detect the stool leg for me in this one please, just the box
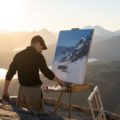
[54,91,64,113]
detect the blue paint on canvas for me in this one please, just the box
[54,29,93,63]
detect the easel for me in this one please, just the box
[54,83,94,118]
[51,28,94,118]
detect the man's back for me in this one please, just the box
[6,46,55,86]
[15,46,42,86]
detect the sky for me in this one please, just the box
[58,29,93,47]
[0,0,120,32]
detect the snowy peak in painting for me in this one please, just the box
[59,36,91,63]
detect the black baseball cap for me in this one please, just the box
[31,35,47,50]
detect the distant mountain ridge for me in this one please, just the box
[0,25,120,52]
[0,29,58,52]
[90,34,120,61]
[0,25,120,67]
[83,25,120,38]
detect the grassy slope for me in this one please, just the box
[85,61,120,114]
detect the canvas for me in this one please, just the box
[52,29,94,84]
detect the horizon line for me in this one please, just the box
[0,25,119,33]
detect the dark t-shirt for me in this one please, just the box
[6,46,55,86]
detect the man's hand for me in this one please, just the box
[2,92,10,104]
[57,79,64,86]
[53,77,64,86]
[43,86,50,93]
[2,90,9,98]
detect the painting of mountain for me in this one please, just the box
[52,29,94,84]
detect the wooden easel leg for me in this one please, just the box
[54,91,64,113]
[68,91,72,118]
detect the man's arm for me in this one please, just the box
[39,54,63,85]
[39,54,55,80]
[2,80,10,99]
[2,56,17,99]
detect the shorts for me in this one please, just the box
[17,85,44,112]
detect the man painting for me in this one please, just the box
[2,35,63,112]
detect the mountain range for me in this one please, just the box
[0,25,120,52]
[1,25,120,68]
[83,25,120,38]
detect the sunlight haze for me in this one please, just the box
[0,0,120,115]
[0,0,119,32]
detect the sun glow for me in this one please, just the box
[0,0,23,31]
[0,0,119,32]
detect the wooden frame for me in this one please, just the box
[88,86,106,120]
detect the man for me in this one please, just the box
[2,35,63,112]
